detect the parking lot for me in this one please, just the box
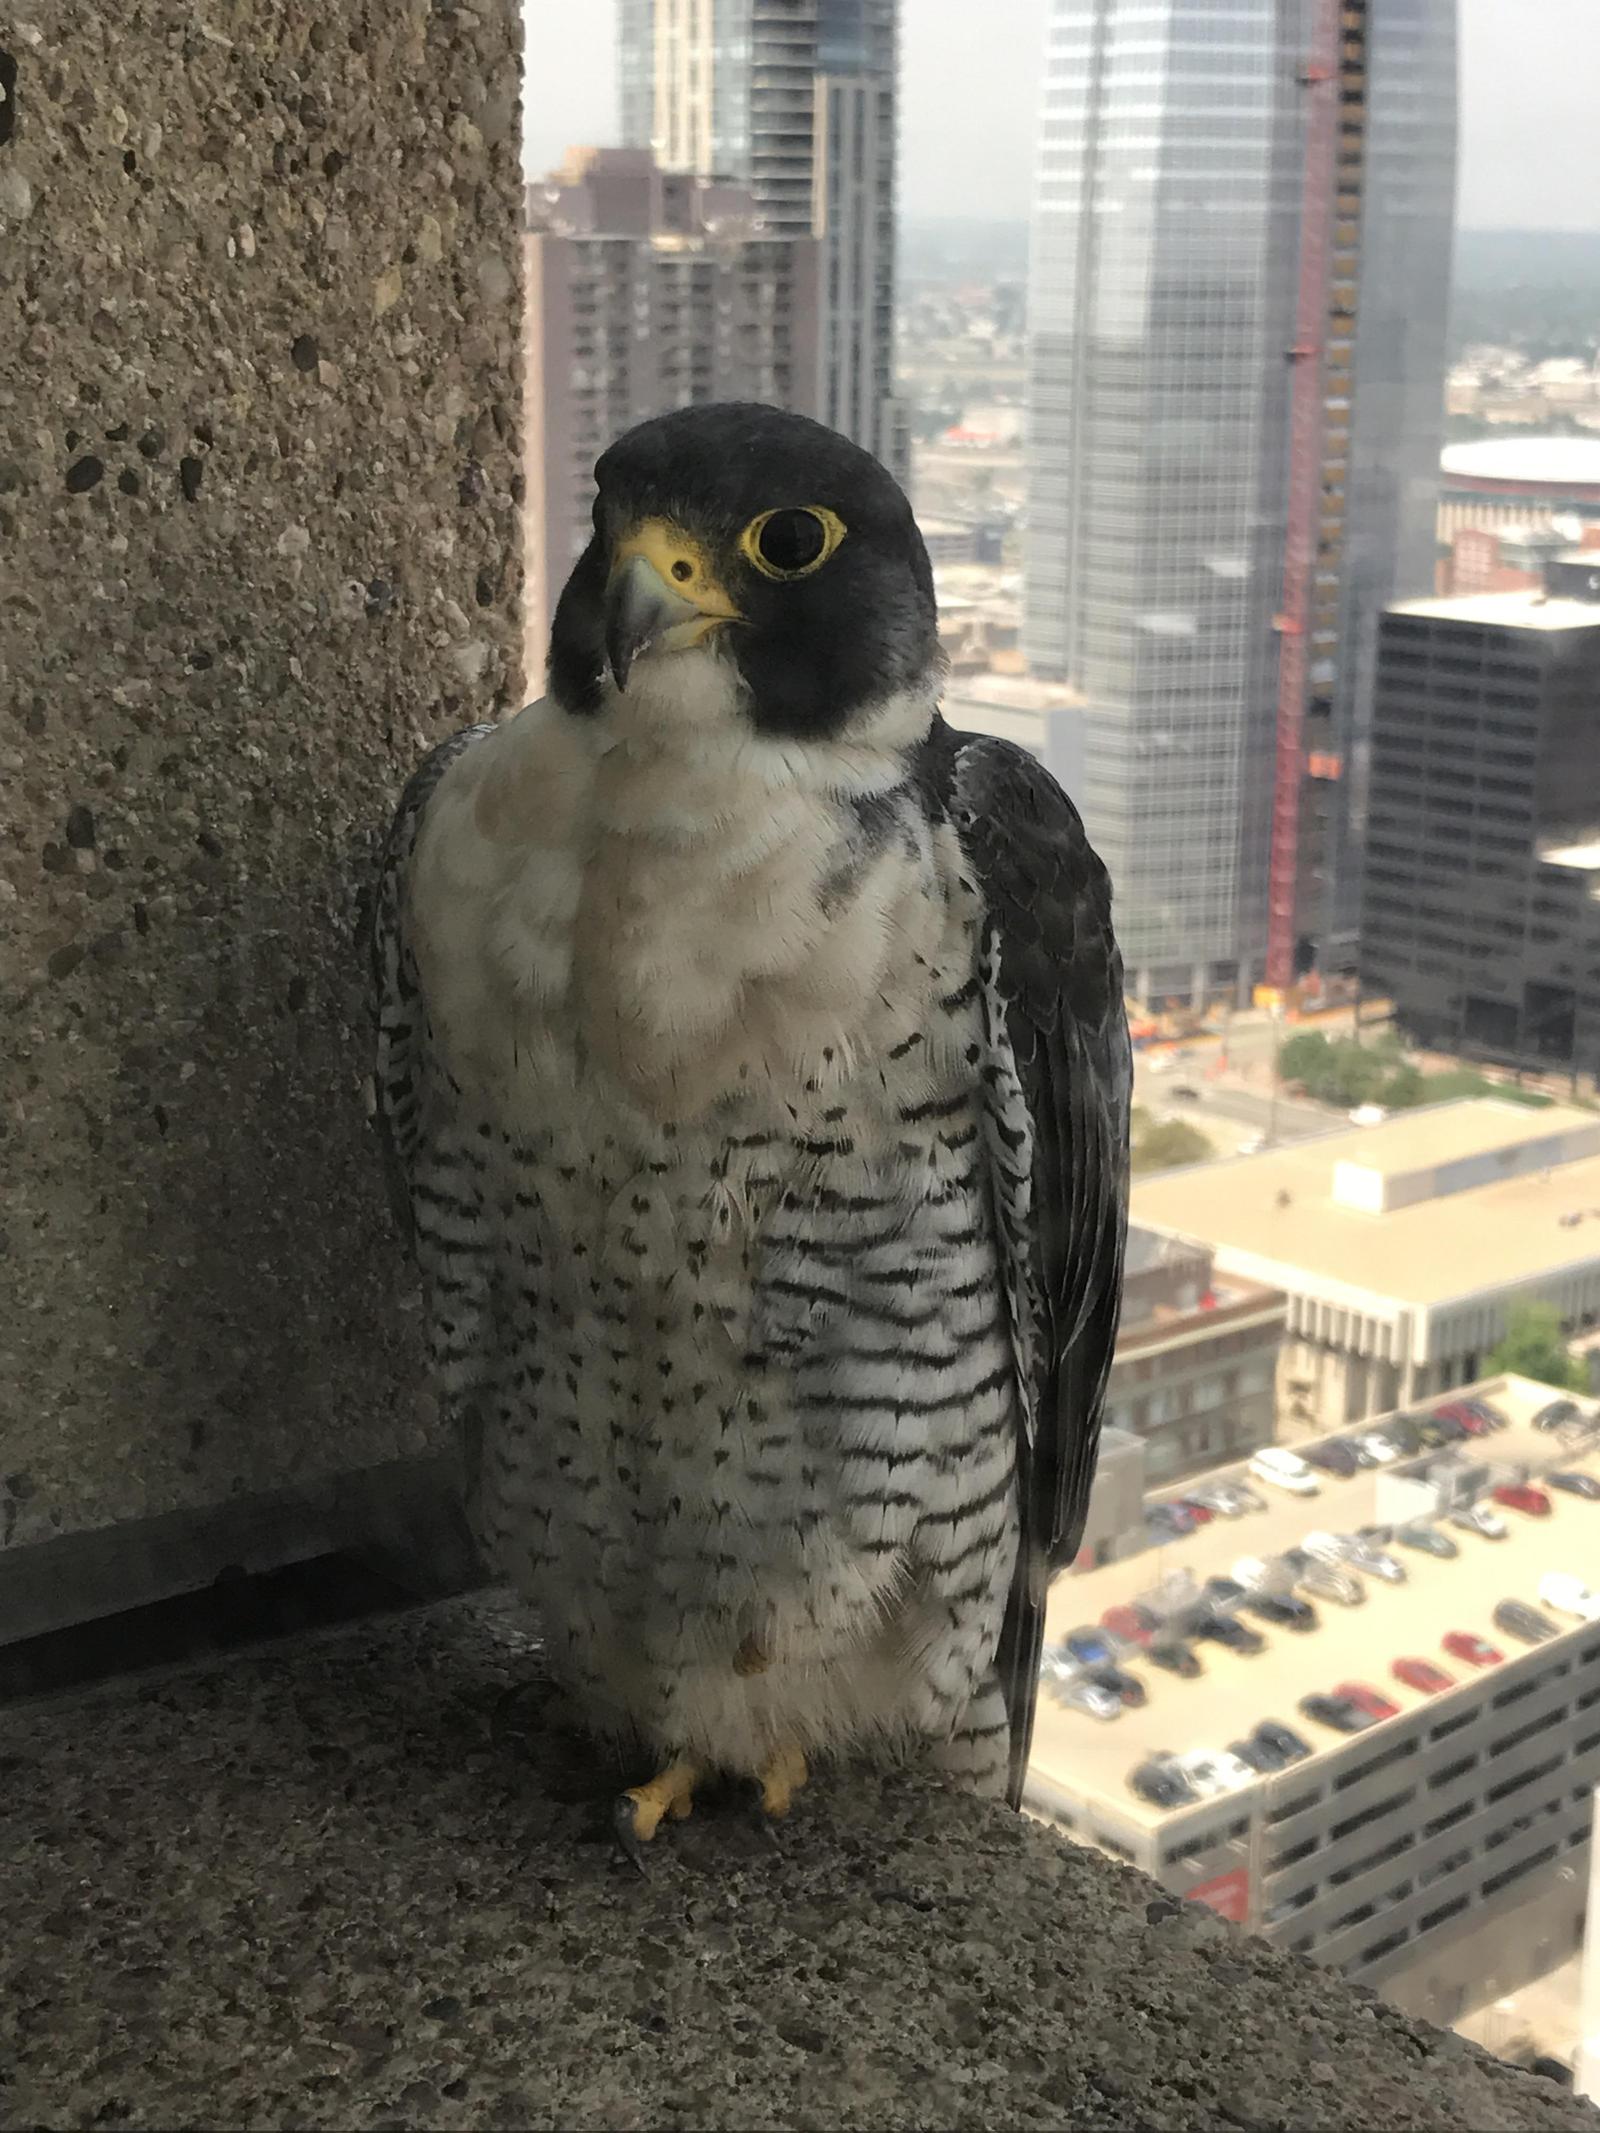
[1030,1377,1600,1832]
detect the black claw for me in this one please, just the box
[744,1779,783,1849]
[611,1794,650,1877]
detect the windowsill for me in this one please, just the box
[7,1592,1595,2130]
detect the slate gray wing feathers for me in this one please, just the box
[940,722,1132,1804]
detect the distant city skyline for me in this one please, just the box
[523,0,1600,233]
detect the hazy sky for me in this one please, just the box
[522,0,1600,232]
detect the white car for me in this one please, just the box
[1450,1501,1509,1541]
[1300,1531,1347,1567]
[1232,1554,1294,1594]
[1539,1572,1600,1623]
[1236,1134,1267,1157]
[1177,1749,1257,1799]
[1355,1432,1402,1466]
[1349,1104,1388,1126]
[1248,1447,1320,1496]
[1188,1482,1250,1519]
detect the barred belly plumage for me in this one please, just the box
[441,954,1020,1784]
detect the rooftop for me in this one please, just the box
[1130,1101,1600,1307]
[1441,437,1600,489]
[1389,590,1600,631]
[1031,1375,1600,1838]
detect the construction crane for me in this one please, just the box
[1264,0,1367,998]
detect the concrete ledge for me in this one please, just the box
[5,1595,1596,2132]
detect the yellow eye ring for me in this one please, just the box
[738,505,847,581]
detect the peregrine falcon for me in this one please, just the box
[372,402,1129,1848]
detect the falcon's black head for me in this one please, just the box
[547,402,941,740]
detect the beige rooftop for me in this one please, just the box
[1131,1099,1600,1306]
[1389,589,1600,630]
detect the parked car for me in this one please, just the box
[1236,1134,1267,1157]
[1434,1400,1487,1435]
[1050,1675,1125,1719]
[1063,1627,1115,1666]
[1230,1735,1282,1774]
[1145,1502,1200,1542]
[1450,1501,1508,1540]
[1393,1522,1458,1560]
[1468,1401,1510,1433]
[1102,1603,1160,1647]
[1176,1748,1257,1798]
[1282,1550,1366,1608]
[1349,1103,1388,1126]
[1305,1440,1361,1478]
[1169,1083,1201,1102]
[1248,1446,1320,1496]
[1492,1483,1553,1519]
[1146,1639,1202,1679]
[1342,1537,1407,1584]
[1175,1496,1216,1525]
[1547,1471,1600,1501]
[1335,1680,1401,1722]
[1088,1662,1150,1708]
[1493,1599,1559,1646]
[1418,1415,1469,1450]
[1240,1589,1318,1632]
[1442,1630,1502,1668]
[1128,1757,1197,1809]
[1177,1607,1266,1656]
[1354,1431,1402,1466]
[1204,1574,1247,1607]
[1392,1657,1455,1695]
[1253,1719,1313,1766]
[1186,1482,1252,1519]
[1534,1399,1582,1433]
[1538,1572,1600,1623]
[1299,1691,1372,1734]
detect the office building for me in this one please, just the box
[1031,1375,1600,2025]
[523,148,819,667]
[618,0,904,475]
[1024,0,1455,1005]
[1105,1232,1286,1488]
[1361,574,1600,1083]
[1130,1100,1600,1432]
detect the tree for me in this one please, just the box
[1278,1031,1333,1093]
[1131,1116,1214,1175]
[1485,1300,1588,1394]
[1379,1062,1427,1111]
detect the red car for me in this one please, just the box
[1492,1483,1553,1519]
[1443,1631,1502,1668]
[1175,1498,1214,1524]
[1335,1680,1401,1722]
[1101,1603,1158,1647]
[1435,1401,1489,1436]
[1392,1657,1454,1695]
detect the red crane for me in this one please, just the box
[1264,0,1344,996]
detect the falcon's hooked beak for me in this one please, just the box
[605,519,741,692]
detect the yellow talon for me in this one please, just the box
[757,1744,808,1820]
[620,1756,699,1843]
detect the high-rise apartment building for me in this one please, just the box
[523,149,819,672]
[618,0,904,476]
[1024,0,1455,1006]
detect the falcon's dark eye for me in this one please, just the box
[739,505,846,582]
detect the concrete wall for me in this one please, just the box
[0,3,520,1589]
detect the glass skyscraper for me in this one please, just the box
[619,0,905,476]
[1025,0,1456,1005]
